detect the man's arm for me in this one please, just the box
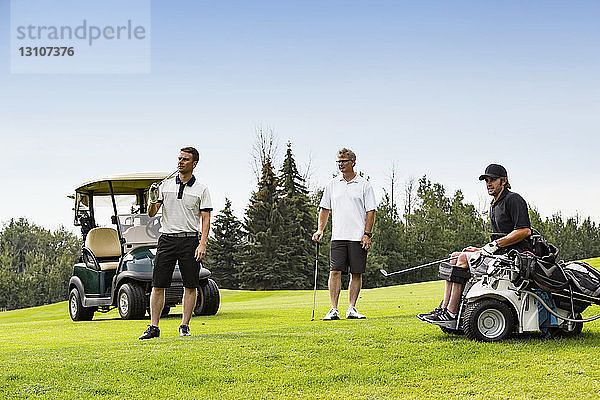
[481,227,531,255]
[364,210,375,233]
[312,208,330,242]
[361,210,375,250]
[148,202,162,217]
[195,210,211,261]
[501,193,531,247]
[496,227,531,248]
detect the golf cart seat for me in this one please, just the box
[122,225,151,244]
[84,227,121,271]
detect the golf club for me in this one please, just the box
[380,255,460,277]
[311,241,320,321]
[148,170,178,201]
[159,169,179,185]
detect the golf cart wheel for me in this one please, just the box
[69,288,95,321]
[117,283,147,320]
[463,299,515,342]
[194,279,220,316]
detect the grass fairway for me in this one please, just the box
[3,279,600,399]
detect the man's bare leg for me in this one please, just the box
[447,283,463,314]
[442,281,452,308]
[329,270,342,309]
[447,253,470,314]
[181,287,197,326]
[441,252,462,308]
[150,287,165,327]
[348,273,362,307]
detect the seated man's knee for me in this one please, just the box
[457,253,470,268]
[450,252,461,264]
[439,260,471,284]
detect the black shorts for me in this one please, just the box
[330,240,367,275]
[153,235,200,289]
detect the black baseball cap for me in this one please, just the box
[479,164,507,181]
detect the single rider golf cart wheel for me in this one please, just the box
[463,298,515,342]
[194,278,220,316]
[117,283,147,320]
[69,288,95,321]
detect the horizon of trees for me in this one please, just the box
[2,129,600,309]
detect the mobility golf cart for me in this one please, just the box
[423,242,600,342]
[68,173,220,321]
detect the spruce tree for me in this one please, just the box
[206,198,244,289]
[274,144,316,289]
[239,158,281,289]
[364,191,407,287]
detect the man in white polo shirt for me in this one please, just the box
[139,146,212,339]
[313,148,376,320]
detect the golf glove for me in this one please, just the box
[149,182,160,203]
[481,241,499,256]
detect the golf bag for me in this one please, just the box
[511,237,600,308]
[563,261,600,298]
[513,251,569,292]
[509,231,570,290]
[531,233,559,264]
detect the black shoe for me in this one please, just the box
[179,325,191,337]
[139,325,160,340]
[417,307,443,321]
[424,309,457,325]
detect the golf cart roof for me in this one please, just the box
[75,172,171,195]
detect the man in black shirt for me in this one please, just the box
[423,164,532,325]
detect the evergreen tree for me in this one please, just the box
[0,218,81,310]
[404,176,454,281]
[372,176,488,285]
[239,157,281,289]
[448,190,486,248]
[205,198,244,289]
[365,191,407,287]
[274,144,316,289]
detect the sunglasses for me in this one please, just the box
[336,159,352,164]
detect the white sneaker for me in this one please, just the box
[346,306,366,319]
[323,308,340,320]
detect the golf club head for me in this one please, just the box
[379,269,389,277]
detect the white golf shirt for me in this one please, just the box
[157,175,212,234]
[319,174,376,241]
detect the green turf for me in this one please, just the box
[581,257,600,269]
[3,260,600,399]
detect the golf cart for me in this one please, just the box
[424,242,600,342]
[68,173,220,321]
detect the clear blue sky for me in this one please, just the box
[1,0,599,232]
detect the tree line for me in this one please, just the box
[1,133,600,309]
[204,132,600,289]
[0,218,81,310]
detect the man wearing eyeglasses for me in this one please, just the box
[313,148,376,320]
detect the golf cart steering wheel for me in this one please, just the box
[145,216,162,239]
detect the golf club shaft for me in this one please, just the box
[311,241,319,320]
[160,170,179,185]
[382,255,460,276]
